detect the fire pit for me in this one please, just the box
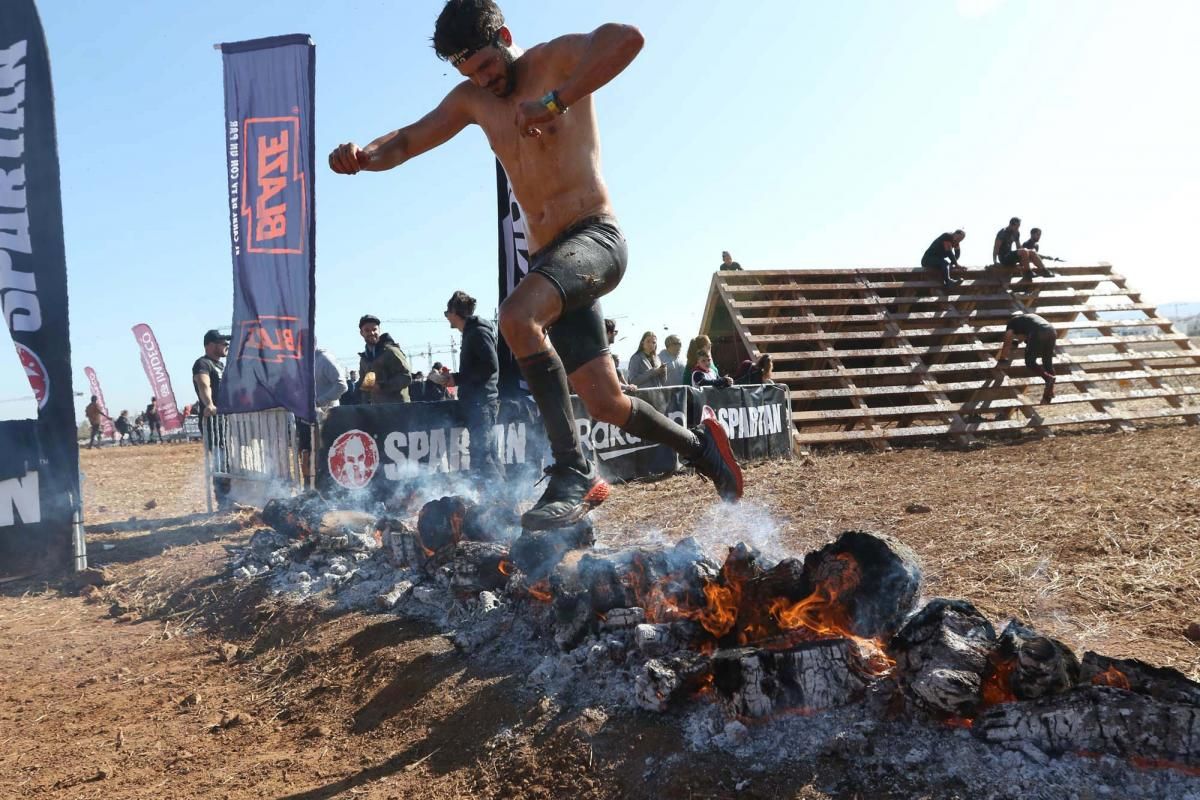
[233,493,1200,775]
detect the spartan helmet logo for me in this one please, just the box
[14,343,49,410]
[328,429,379,489]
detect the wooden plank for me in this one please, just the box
[738,305,1162,327]
[782,368,1200,399]
[764,335,1192,362]
[729,291,1144,309]
[748,319,1177,343]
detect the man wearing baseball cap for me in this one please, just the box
[193,329,232,508]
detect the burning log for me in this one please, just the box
[1079,652,1200,706]
[260,491,328,538]
[311,510,380,551]
[890,598,997,718]
[450,541,510,595]
[795,530,922,640]
[462,502,521,544]
[635,651,713,713]
[982,621,1080,705]
[417,495,473,555]
[974,686,1200,767]
[508,518,595,578]
[711,640,868,719]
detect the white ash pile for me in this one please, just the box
[229,492,1200,788]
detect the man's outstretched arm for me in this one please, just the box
[517,24,644,133]
[329,86,473,174]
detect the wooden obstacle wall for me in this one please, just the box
[698,264,1200,448]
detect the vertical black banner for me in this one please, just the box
[219,35,317,421]
[495,160,529,398]
[0,0,81,575]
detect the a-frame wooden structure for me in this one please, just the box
[699,264,1200,449]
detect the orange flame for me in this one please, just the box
[497,559,512,577]
[1091,666,1131,690]
[527,582,552,603]
[943,716,974,730]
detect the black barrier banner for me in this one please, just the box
[316,399,545,497]
[689,384,793,461]
[313,387,785,497]
[219,35,317,420]
[572,387,684,483]
[0,0,81,575]
[494,161,530,399]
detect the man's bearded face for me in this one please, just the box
[457,43,517,98]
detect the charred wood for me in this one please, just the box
[509,518,595,578]
[1080,652,1200,706]
[890,598,997,718]
[450,541,510,595]
[975,686,1200,767]
[635,651,714,713]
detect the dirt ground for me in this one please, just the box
[1,428,1198,799]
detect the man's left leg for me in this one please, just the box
[564,330,743,502]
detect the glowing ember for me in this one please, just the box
[497,559,512,577]
[943,716,974,730]
[980,654,1019,706]
[527,582,552,603]
[1091,666,1132,690]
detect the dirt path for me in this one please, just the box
[1,427,1197,798]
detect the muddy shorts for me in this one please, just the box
[999,250,1020,267]
[532,215,628,374]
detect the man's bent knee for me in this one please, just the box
[582,391,631,426]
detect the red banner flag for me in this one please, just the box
[83,367,115,439]
[130,323,182,432]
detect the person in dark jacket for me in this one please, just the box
[430,291,505,483]
[424,362,452,402]
[340,370,361,406]
[921,229,966,289]
[357,314,413,404]
[997,312,1058,404]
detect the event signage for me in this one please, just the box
[693,384,792,461]
[130,323,182,431]
[494,161,530,398]
[83,367,115,439]
[218,35,316,421]
[314,386,789,495]
[0,0,81,575]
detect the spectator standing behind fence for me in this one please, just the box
[604,319,636,392]
[691,350,733,388]
[430,290,505,482]
[627,331,668,389]
[297,346,349,487]
[734,353,775,385]
[84,394,110,449]
[424,362,452,402]
[145,397,162,443]
[719,251,743,271]
[193,329,232,508]
[340,370,361,406]
[357,314,413,404]
[658,334,686,386]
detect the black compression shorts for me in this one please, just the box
[531,215,629,374]
[999,251,1020,267]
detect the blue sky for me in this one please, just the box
[3,0,1199,421]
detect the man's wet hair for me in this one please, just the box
[1009,217,1021,226]
[447,290,477,318]
[953,229,965,237]
[1030,227,1042,236]
[433,0,505,62]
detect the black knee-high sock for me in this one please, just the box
[518,350,585,469]
[623,396,701,457]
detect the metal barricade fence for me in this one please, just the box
[201,409,301,512]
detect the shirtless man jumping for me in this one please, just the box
[329,0,742,530]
